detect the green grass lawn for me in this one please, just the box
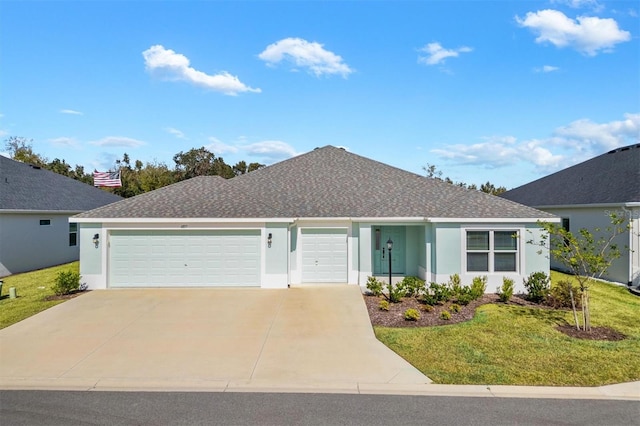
[0,262,80,329]
[375,271,640,386]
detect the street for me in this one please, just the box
[1,390,638,425]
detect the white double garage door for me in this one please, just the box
[109,228,347,287]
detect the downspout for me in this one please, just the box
[622,206,633,287]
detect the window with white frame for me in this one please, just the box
[466,230,518,272]
[69,223,78,247]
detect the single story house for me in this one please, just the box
[501,143,640,288]
[73,146,555,292]
[0,155,122,277]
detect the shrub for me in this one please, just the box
[450,303,461,313]
[456,288,474,306]
[448,273,463,297]
[524,271,551,303]
[388,281,406,303]
[547,279,583,309]
[52,271,81,296]
[404,308,420,321]
[429,282,452,304]
[366,276,383,296]
[470,276,487,300]
[498,277,515,303]
[421,304,434,313]
[440,310,451,320]
[378,299,390,311]
[401,276,426,297]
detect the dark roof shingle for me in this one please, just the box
[76,146,553,220]
[1,156,122,211]
[501,144,640,207]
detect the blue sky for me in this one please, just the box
[1,0,638,188]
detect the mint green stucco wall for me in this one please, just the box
[433,223,461,275]
[351,224,360,272]
[79,223,102,275]
[266,223,288,275]
[417,225,426,270]
[405,226,420,276]
[289,225,298,271]
[358,223,372,278]
[524,224,549,275]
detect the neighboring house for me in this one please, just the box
[501,143,640,288]
[0,156,122,277]
[73,146,555,292]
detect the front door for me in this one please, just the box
[373,226,405,275]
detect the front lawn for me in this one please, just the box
[374,272,640,386]
[0,262,81,329]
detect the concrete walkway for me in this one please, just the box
[1,287,638,400]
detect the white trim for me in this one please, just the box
[534,202,640,209]
[429,217,559,223]
[0,210,83,215]
[73,217,295,224]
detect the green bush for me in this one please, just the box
[388,281,406,303]
[52,271,81,296]
[448,273,463,296]
[404,308,420,321]
[456,287,473,306]
[440,310,451,320]
[524,271,551,303]
[470,276,487,300]
[498,277,515,303]
[547,279,583,309]
[378,299,390,311]
[429,282,452,304]
[401,276,426,297]
[366,276,383,296]
[450,303,461,313]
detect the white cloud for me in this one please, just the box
[431,113,639,173]
[552,113,640,153]
[89,136,146,148]
[0,129,7,138]
[516,9,631,56]
[244,140,299,160]
[551,0,603,11]
[49,137,79,147]
[418,42,472,66]
[258,38,353,77]
[535,65,560,72]
[59,109,83,115]
[206,137,239,155]
[165,127,186,139]
[142,45,261,95]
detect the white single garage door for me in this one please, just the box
[301,228,348,283]
[109,230,261,287]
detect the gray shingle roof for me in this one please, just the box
[1,156,122,212]
[501,144,640,207]
[76,146,553,220]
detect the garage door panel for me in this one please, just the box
[301,228,347,283]
[109,230,261,287]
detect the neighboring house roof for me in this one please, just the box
[75,145,553,220]
[1,156,122,212]
[501,144,640,207]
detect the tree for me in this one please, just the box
[233,160,265,176]
[4,136,47,166]
[423,163,504,194]
[528,213,629,331]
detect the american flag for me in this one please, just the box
[93,170,122,187]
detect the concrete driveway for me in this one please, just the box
[0,286,430,391]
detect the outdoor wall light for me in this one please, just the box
[267,233,273,248]
[93,233,100,248]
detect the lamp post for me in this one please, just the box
[386,238,393,287]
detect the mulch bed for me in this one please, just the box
[43,290,88,302]
[556,325,626,341]
[363,293,626,341]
